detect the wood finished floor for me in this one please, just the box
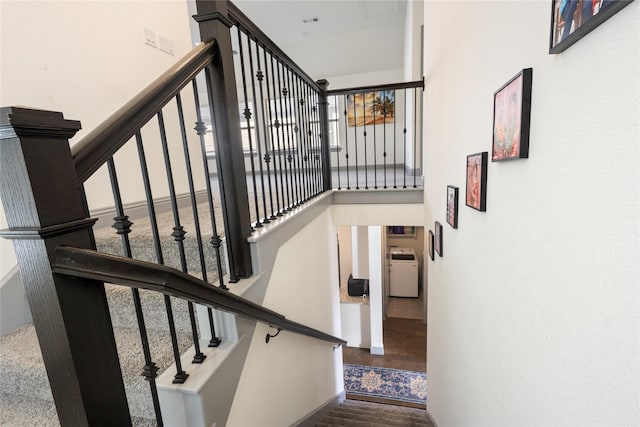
[342,317,426,372]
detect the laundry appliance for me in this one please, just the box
[389,247,419,297]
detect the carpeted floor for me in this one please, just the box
[344,364,427,406]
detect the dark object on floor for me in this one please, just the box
[347,274,369,297]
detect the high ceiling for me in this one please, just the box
[232,0,408,80]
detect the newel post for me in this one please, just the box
[193,0,253,281]
[316,79,332,191]
[0,107,131,425]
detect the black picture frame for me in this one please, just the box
[446,186,459,229]
[466,152,488,212]
[492,68,532,162]
[428,230,435,261]
[435,221,443,257]
[549,0,634,54]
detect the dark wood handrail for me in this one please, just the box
[326,78,425,96]
[226,2,321,92]
[71,39,217,183]
[53,246,346,346]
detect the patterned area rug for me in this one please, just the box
[344,364,427,405]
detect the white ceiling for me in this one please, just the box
[232,0,408,80]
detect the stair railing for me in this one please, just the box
[53,245,346,346]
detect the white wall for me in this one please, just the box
[226,208,343,426]
[423,1,639,425]
[0,1,198,278]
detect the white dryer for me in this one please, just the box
[389,247,419,297]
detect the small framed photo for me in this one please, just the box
[466,152,488,211]
[550,0,634,54]
[428,230,435,261]
[446,186,459,229]
[492,68,532,162]
[435,221,443,257]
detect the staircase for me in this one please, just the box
[316,400,434,427]
[0,284,194,426]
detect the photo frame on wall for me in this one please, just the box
[549,0,634,54]
[428,230,435,261]
[466,152,488,211]
[492,68,532,161]
[446,186,459,229]
[435,221,443,257]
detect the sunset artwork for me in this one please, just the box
[347,90,395,127]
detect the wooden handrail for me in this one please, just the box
[53,246,346,346]
[326,78,425,96]
[71,39,217,183]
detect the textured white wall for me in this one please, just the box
[226,208,343,426]
[423,1,639,425]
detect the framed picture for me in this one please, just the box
[466,152,488,211]
[492,68,532,161]
[428,230,435,261]
[550,0,634,54]
[446,186,459,229]
[434,222,443,257]
[347,90,395,127]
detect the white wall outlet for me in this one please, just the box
[144,28,157,48]
[158,34,174,56]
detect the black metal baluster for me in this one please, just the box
[106,158,164,423]
[269,55,287,213]
[255,47,275,221]
[246,35,269,223]
[176,91,222,350]
[292,73,308,202]
[276,61,292,210]
[157,110,206,364]
[383,93,387,189]
[309,89,319,196]
[236,28,262,227]
[353,91,359,189]
[135,132,189,384]
[344,94,350,190]
[363,91,368,190]
[284,66,301,206]
[312,90,323,195]
[332,96,341,190]
[193,78,229,295]
[413,87,418,188]
[403,88,407,189]
[297,78,311,201]
[393,89,398,189]
[373,93,378,189]
[304,84,316,197]
[263,49,282,216]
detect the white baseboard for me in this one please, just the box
[91,190,209,229]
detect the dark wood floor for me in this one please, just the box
[342,317,426,372]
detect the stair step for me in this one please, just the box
[316,400,434,427]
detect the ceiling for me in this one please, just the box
[232,0,408,80]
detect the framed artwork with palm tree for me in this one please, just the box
[347,90,395,127]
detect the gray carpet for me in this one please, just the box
[1,201,223,425]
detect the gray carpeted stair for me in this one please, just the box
[316,400,434,427]
[0,284,198,425]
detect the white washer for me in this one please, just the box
[389,247,418,297]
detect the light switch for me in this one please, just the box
[144,28,157,48]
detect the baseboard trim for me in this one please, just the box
[91,190,209,229]
[370,345,384,355]
[0,265,32,335]
[291,391,345,427]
